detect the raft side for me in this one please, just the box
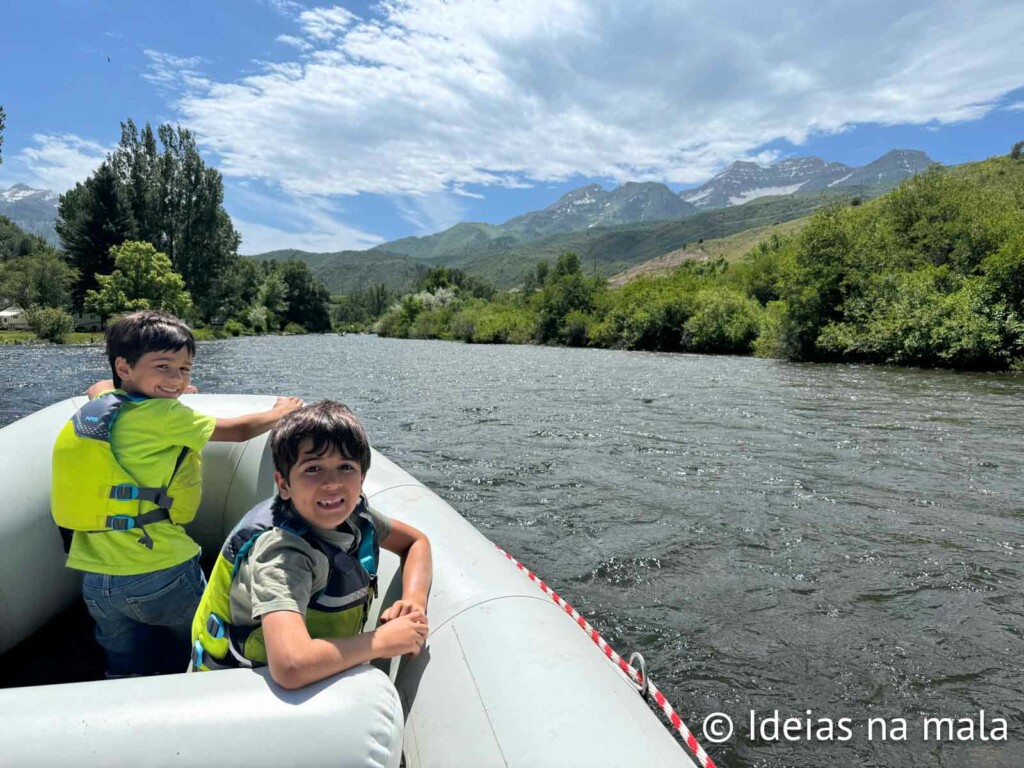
[366,480,696,767]
[0,664,404,768]
[0,398,84,655]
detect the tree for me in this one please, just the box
[0,250,78,311]
[254,269,288,330]
[279,259,332,332]
[111,120,162,247]
[1012,141,1024,161]
[85,240,192,319]
[146,123,240,319]
[0,105,5,165]
[56,162,135,309]
[0,216,50,263]
[215,256,264,323]
[26,307,74,343]
[67,119,241,321]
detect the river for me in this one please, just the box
[2,334,1022,768]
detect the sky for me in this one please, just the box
[1,0,1023,255]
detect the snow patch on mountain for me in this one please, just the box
[728,183,806,206]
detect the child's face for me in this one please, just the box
[275,439,365,530]
[116,348,193,399]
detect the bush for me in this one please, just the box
[451,300,535,344]
[684,288,763,354]
[283,322,307,335]
[563,310,591,347]
[26,306,75,344]
[224,319,245,337]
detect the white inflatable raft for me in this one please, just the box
[0,395,695,767]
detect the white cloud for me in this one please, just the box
[393,192,468,235]
[261,0,306,15]
[155,0,1024,198]
[276,34,313,52]
[226,184,384,254]
[9,134,112,193]
[297,6,357,41]
[234,217,383,254]
[1005,101,1024,112]
[143,50,210,91]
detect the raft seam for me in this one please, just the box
[421,593,558,639]
[451,622,510,768]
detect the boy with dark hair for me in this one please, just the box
[52,309,303,677]
[191,401,432,690]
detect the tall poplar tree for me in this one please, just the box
[111,121,240,319]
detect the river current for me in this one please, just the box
[2,334,1022,768]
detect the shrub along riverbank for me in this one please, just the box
[364,155,1024,371]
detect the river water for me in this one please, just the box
[2,334,1023,768]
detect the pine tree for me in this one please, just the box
[0,105,6,165]
[56,162,136,309]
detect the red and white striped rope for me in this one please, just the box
[498,547,717,768]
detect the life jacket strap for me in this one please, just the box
[193,613,254,671]
[109,484,175,510]
[104,508,172,550]
[192,640,237,671]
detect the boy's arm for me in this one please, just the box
[261,608,428,690]
[379,520,432,622]
[209,396,304,442]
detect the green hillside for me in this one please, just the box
[444,187,866,287]
[373,222,510,261]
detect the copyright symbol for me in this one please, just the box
[702,712,734,744]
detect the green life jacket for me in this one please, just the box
[50,393,203,549]
[191,496,379,671]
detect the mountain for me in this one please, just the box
[502,182,696,240]
[680,150,935,210]
[0,184,60,245]
[836,149,934,187]
[436,187,862,288]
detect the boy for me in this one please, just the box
[191,401,431,690]
[52,310,303,677]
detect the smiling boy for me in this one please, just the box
[191,401,431,689]
[51,310,303,677]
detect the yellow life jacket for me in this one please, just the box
[50,392,203,549]
[191,497,379,671]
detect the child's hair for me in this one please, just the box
[271,401,372,480]
[105,310,196,387]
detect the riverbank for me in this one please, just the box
[0,327,326,345]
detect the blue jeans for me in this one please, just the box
[81,555,206,677]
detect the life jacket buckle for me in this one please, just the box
[206,613,227,639]
[191,640,205,670]
[108,515,137,531]
[111,484,140,501]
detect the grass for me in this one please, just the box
[0,330,105,345]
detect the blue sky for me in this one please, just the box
[1,0,1023,254]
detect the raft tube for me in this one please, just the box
[0,395,695,767]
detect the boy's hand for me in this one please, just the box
[183,384,199,394]
[273,396,304,415]
[371,611,428,658]
[380,600,425,623]
[86,379,115,399]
